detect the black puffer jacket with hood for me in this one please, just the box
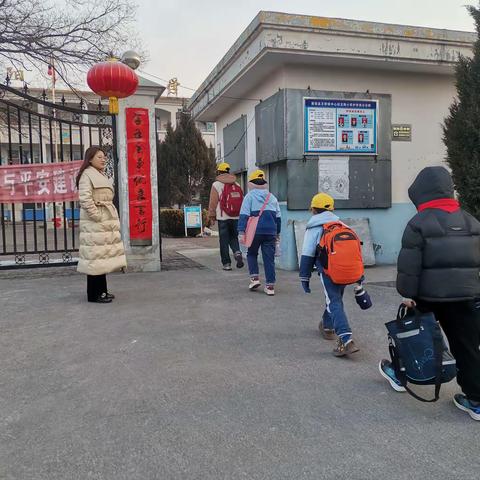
[397,166,480,302]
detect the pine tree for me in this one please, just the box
[200,146,217,208]
[157,122,177,207]
[443,5,480,219]
[156,112,216,208]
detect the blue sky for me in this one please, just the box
[136,0,476,95]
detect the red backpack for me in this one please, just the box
[219,183,244,217]
[319,222,364,285]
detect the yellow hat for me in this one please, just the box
[248,169,266,182]
[217,162,230,173]
[311,193,334,211]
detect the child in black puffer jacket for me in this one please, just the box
[379,166,480,421]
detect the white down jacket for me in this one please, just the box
[77,166,127,275]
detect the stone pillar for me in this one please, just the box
[116,79,165,272]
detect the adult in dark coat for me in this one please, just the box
[380,166,480,421]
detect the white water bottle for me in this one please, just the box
[275,238,281,257]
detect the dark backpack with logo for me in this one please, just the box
[385,306,456,402]
[219,183,243,217]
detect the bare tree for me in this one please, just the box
[0,0,144,83]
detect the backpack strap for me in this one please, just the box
[218,183,226,216]
[258,193,271,217]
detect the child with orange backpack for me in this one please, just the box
[300,193,368,356]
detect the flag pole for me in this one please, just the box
[51,58,59,164]
[48,58,59,228]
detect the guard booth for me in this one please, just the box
[189,11,474,268]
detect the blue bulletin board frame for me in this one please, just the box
[304,98,378,155]
[184,205,203,237]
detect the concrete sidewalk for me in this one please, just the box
[0,248,477,479]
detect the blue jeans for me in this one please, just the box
[247,234,276,285]
[320,273,352,341]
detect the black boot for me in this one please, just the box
[89,293,112,304]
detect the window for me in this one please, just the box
[156,108,171,131]
[196,122,206,132]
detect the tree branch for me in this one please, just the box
[0,0,146,82]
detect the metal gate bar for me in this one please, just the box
[0,83,118,269]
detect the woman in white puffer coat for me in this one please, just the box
[76,146,127,303]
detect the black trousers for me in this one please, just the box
[218,219,240,266]
[418,300,480,402]
[87,274,108,302]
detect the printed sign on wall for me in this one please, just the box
[304,98,378,155]
[318,156,350,200]
[126,108,153,245]
[392,124,412,141]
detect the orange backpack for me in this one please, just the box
[319,222,364,285]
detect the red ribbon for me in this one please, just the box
[417,198,460,213]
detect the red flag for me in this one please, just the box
[48,64,56,81]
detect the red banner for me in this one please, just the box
[0,161,82,203]
[126,108,152,244]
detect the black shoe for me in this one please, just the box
[234,252,244,269]
[105,292,115,300]
[89,293,112,304]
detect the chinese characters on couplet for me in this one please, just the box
[126,108,152,242]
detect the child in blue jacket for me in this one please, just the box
[238,169,281,296]
[299,193,360,357]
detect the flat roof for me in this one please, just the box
[256,11,474,42]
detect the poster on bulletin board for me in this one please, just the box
[304,98,378,155]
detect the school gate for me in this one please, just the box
[0,83,118,269]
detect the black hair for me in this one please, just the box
[312,207,328,214]
[250,178,267,185]
[76,146,104,188]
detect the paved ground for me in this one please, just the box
[1,239,479,479]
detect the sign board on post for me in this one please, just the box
[126,107,153,246]
[304,98,378,155]
[184,205,203,237]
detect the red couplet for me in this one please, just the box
[126,108,153,243]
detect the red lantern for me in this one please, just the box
[87,58,138,114]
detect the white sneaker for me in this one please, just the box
[249,279,261,291]
[264,286,275,296]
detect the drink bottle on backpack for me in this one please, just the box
[299,193,366,357]
[208,162,245,271]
